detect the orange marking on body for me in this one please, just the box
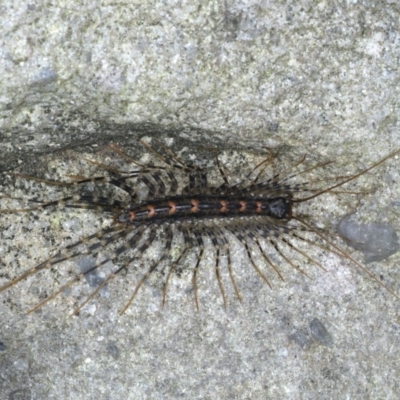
[168,201,177,215]
[129,211,136,220]
[239,200,246,212]
[220,200,227,213]
[191,199,199,213]
[147,205,155,218]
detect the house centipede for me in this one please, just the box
[0,139,399,317]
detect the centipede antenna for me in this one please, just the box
[294,148,400,203]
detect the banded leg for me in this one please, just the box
[72,223,173,316]
[119,224,174,315]
[226,223,273,288]
[254,223,328,273]
[252,221,310,277]
[0,191,130,214]
[0,224,133,294]
[162,225,191,306]
[25,225,147,314]
[192,229,206,310]
[215,226,242,301]
[207,227,227,308]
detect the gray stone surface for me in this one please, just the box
[1,1,400,399]
[338,215,400,263]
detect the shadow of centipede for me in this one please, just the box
[0,138,399,317]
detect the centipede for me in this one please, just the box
[0,138,399,317]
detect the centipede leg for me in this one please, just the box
[192,229,206,310]
[162,226,191,307]
[216,227,242,301]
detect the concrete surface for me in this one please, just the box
[1,1,400,399]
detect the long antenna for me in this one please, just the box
[293,149,400,203]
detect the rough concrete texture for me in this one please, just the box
[1,1,400,399]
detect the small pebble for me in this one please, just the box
[309,318,333,347]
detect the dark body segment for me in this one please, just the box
[119,196,292,224]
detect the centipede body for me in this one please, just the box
[0,138,399,317]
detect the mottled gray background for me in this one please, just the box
[1,1,400,399]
